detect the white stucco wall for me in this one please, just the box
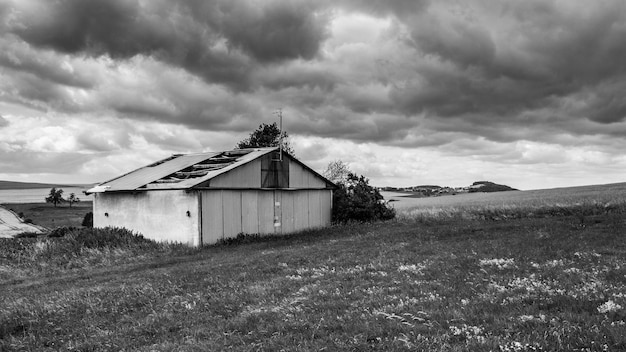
[93,190,200,246]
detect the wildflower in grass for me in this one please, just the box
[398,262,429,275]
[499,341,542,351]
[574,251,601,259]
[597,300,622,314]
[449,324,486,344]
[544,259,566,267]
[518,314,546,323]
[614,292,626,299]
[479,258,516,269]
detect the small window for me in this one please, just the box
[261,153,289,188]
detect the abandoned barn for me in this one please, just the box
[86,147,336,246]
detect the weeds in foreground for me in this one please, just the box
[0,227,195,280]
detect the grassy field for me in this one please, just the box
[386,182,626,220]
[1,201,92,229]
[1,201,625,350]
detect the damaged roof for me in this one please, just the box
[86,147,277,193]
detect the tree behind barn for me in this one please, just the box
[236,122,294,155]
[332,173,395,223]
[323,160,351,185]
[45,188,65,207]
[322,160,395,223]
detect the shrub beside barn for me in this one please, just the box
[86,148,335,246]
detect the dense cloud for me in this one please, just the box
[3,0,329,90]
[1,0,626,187]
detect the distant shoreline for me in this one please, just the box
[0,180,93,190]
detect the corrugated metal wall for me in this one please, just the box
[200,189,332,244]
[289,160,327,188]
[207,156,328,189]
[209,159,262,188]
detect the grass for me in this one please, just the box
[1,204,626,351]
[1,201,92,229]
[385,182,626,212]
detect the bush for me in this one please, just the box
[14,232,39,239]
[332,173,395,223]
[48,227,77,238]
[82,212,93,227]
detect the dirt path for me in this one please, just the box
[0,205,45,238]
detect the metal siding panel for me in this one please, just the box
[287,159,326,189]
[281,191,295,234]
[308,173,327,188]
[209,159,262,188]
[258,191,275,234]
[241,191,259,234]
[201,191,224,244]
[294,191,309,231]
[289,161,305,188]
[222,191,242,239]
[308,190,322,227]
[320,190,332,226]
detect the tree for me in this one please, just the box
[332,173,396,223]
[236,122,294,155]
[45,187,65,207]
[67,193,80,208]
[323,160,351,185]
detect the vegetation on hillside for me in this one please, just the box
[382,181,517,197]
[469,181,518,193]
[1,204,625,351]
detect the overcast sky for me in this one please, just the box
[1,0,625,190]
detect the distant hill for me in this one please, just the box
[468,181,518,193]
[0,180,89,190]
[381,181,518,196]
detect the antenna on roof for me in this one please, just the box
[273,108,283,162]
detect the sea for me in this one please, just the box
[0,187,93,204]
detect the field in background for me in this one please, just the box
[383,182,626,219]
[1,202,92,229]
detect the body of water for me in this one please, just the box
[0,187,93,204]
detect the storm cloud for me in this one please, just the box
[1,0,626,188]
